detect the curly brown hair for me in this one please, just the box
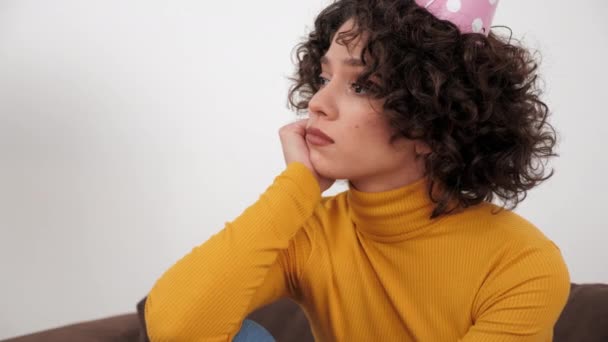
[287,0,557,218]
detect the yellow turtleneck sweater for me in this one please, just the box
[144,162,570,341]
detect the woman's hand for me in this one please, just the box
[279,119,335,193]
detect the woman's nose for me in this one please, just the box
[308,85,337,120]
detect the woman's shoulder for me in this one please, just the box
[449,201,559,251]
[455,203,569,296]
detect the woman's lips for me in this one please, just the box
[306,127,334,146]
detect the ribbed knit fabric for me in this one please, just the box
[144,162,570,341]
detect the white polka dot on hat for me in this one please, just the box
[415,0,500,36]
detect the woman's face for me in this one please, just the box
[306,18,428,192]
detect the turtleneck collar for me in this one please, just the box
[346,177,444,242]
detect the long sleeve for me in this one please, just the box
[144,162,321,342]
[459,242,571,341]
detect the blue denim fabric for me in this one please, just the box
[233,319,275,342]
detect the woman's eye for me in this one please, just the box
[317,76,329,86]
[351,82,368,94]
[315,76,369,95]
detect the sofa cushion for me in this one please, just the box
[2,314,140,342]
[554,283,608,342]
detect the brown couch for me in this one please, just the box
[3,283,607,342]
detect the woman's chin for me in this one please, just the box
[311,160,344,181]
[310,151,352,180]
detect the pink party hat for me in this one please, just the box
[415,0,500,36]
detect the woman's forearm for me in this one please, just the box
[144,162,320,341]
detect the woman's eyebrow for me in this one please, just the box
[320,55,365,68]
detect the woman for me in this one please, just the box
[143,0,570,340]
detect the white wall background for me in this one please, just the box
[0,0,606,339]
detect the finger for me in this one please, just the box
[288,118,308,134]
